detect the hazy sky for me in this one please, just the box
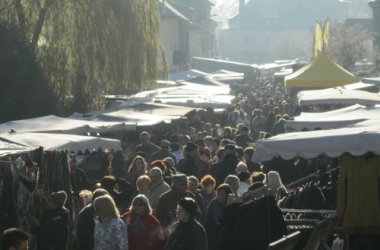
[210,0,371,26]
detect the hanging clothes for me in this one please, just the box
[221,196,287,250]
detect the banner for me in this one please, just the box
[314,22,323,57]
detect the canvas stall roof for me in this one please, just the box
[87,102,197,122]
[0,115,136,134]
[0,132,121,152]
[169,69,209,81]
[209,70,244,82]
[362,77,380,85]
[88,109,182,126]
[118,102,198,116]
[0,139,32,157]
[152,95,235,109]
[297,88,380,106]
[343,82,376,90]
[132,81,231,98]
[192,57,258,73]
[185,76,226,86]
[286,104,380,131]
[285,54,359,88]
[253,126,380,162]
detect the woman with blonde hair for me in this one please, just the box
[264,171,288,201]
[126,155,148,189]
[122,195,165,250]
[136,175,151,195]
[93,195,128,250]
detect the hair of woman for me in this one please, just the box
[93,195,120,221]
[129,194,152,214]
[128,155,147,173]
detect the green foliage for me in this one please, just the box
[0,21,57,123]
[0,0,166,114]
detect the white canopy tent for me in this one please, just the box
[298,88,380,106]
[130,81,233,109]
[168,69,209,81]
[117,102,199,116]
[0,132,121,152]
[285,104,380,131]
[0,139,32,157]
[0,115,136,134]
[84,102,196,125]
[88,109,182,126]
[132,81,231,98]
[252,126,380,162]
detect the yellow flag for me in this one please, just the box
[323,19,330,47]
[314,22,323,57]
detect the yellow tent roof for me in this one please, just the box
[285,54,359,88]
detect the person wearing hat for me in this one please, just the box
[167,197,207,250]
[177,142,210,180]
[149,139,176,167]
[31,190,70,250]
[154,174,202,235]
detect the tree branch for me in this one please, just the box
[31,0,53,50]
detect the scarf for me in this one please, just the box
[132,213,145,234]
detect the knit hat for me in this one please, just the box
[172,174,188,186]
[185,142,198,152]
[178,197,198,217]
[49,190,67,207]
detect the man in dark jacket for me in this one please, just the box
[155,174,202,229]
[177,142,210,180]
[69,157,88,194]
[135,131,160,160]
[76,188,109,250]
[211,144,239,186]
[234,126,254,149]
[33,191,70,250]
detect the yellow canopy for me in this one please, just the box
[285,54,359,88]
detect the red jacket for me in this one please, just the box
[122,211,165,250]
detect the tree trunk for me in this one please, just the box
[15,0,26,36]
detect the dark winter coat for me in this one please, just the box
[167,218,207,250]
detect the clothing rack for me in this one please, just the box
[286,165,341,189]
[281,208,336,215]
[286,172,318,189]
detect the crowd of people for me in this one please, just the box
[1,82,309,250]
